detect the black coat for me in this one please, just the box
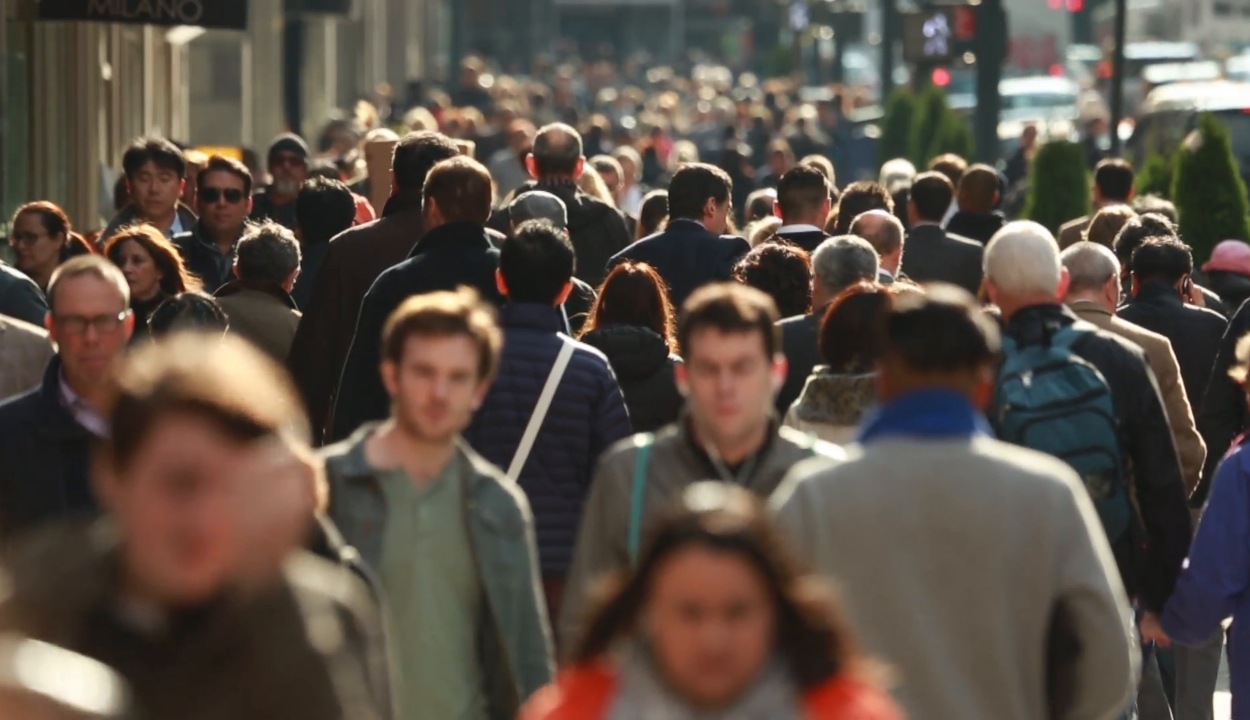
[900,224,985,295]
[609,219,750,310]
[1200,297,1250,496]
[944,210,1006,245]
[172,223,239,293]
[331,222,505,441]
[776,309,824,416]
[249,186,298,230]
[0,357,97,540]
[774,228,831,255]
[580,325,683,433]
[1204,271,1250,314]
[0,262,48,326]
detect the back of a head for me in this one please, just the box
[533,122,585,177]
[1131,194,1177,224]
[799,155,836,188]
[588,261,676,345]
[236,220,301,286]
[819,282,891,372]
[1131,236,1193,285]
[957,164,1000,215]
[928,154,968,188]
[879,158,917,194]
[745,188,778,223]
[392,131,460,193]
[833,182,893,235]
[1061,241,1121,296]
[147,293,229,338]
[422,156,494,225]
[295,177,356,246]
[984,221,1062,297]
[1095,158,1135,203]
[848,210,903,259]
[880,284,1000,381]
[811,235,880,296]
[638,190,669,238]
[500,219,575,304]
[667,163,733,221]
[677,283,781,361]
[776,166,832,224]
[732,243,813,319]
[1084,204,1136,249]
[909,172,954,223]
[1113,212,1179,267]
[589,155,623,183]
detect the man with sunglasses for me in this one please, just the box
[0,256,134,540]
[250,133,311,231]
[173,155,255,292]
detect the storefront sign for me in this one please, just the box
[284,0,351,14]
[37,0,249,30]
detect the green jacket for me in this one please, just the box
[321,426,555,720]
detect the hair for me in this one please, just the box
[103,224,202,298]
[589,155,624,185]
[777,166,832,223]
[1229,331,1250,384]
[573,482,867,690]
[46,255,130,311]
[1113,212,1179,268]
[613,146,642,178]
[1094,158,1135,202]
[500,219,576,304]
[849,210,904,258]
[638,190,669,239]
[392,131,461,192]
[380,287,502,380]
[880,284,1000,376]
[745,189,778,223]
[122,136,186,179]
[799,155,837,188]
[147,292,229,338]
[1131,194,1178,224]
[577,165,617,207]
[667,163,733,220]
[296,177,357,246]
[984,221,1062,296]
[748,217,784,248]
[234,220,302,286]
[582,262,678,352]
[832,182,893,235]
[909,172,954,222]
[199,154,254,196]
[1131,237,1193,285]
[768,138,796,166]
[1061,241,1121,295]
[422,156,494,225]
[12,201,86,264]
[820,282,891,372]
[957,164,1001,214]
[927,153,968,187]
[732,243,812,319]
[879,158,917,192]
[811,236,881,297]
[532,122,585,177]
[1084,204,1136,249]
[678,283,781,360]
[105,333,309,470]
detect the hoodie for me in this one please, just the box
[580,325,683,433]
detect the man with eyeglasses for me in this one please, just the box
[0,255,134,540]
[173,155,255,292]
[250,133,311,231]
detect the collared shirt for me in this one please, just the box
[168,212,186,238]
[59,371,109,438]
[777,223,824,235]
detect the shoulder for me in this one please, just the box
[0,315,49,342]
[570,338,614,371]
[1059,215,1089,233]
[777,424,847,463]
[946,231,984,250]
[0,386,44,429]
[805,674,902,720]
[459,443,533,517]
[281,550,383,628]
[1190,304,1230,327]
[1070,320,1149,364]
[518,662,617,720]
[1107,316,1172,355]
[326,219,381,250]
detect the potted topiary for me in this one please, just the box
[1024,140,1092,236]
[1172,113,1250,262]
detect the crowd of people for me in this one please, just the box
[2,58,1250,720]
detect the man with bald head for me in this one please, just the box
[849,209,905,284]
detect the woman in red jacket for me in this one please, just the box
[523,482,900,720]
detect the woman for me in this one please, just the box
[733,243,812,319]
[522,482,898,720]
[9,201,92,291]
[636,190,669,241]
[786,283,891,444]
[103,224,202,334]
[580,262,683,433]
[578,165,618,208]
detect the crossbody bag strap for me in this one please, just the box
[627,432,656,565]
[506,337,577,482]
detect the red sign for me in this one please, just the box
[953,6,976,39]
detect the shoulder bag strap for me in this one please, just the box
[627,433,655,565]
[506,337,578,482]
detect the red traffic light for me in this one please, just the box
[1066,0,1084,10]
[932,67,952,86]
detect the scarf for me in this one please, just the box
[857,388,993,444]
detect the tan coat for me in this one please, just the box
[1058,214,1093,249]
[1068,300,1206,494]
[0,314,53,402]
[215,284,302,362]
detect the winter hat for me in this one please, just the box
[267,133,311,167]
[509,191,568,230]
[1202,240,1250,277]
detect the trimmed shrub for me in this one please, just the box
[1024,140,1092,236]
[878,88,917,170]
[1172,113,1250,261]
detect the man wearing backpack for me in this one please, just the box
[985,221,1192,647]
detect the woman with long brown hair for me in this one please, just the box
[9,201,93,291]
[103,224,203,334]
[579,261,683,432]
[523,483,898,720]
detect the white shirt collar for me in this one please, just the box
[59,369,110,438]
[777,224,824,235]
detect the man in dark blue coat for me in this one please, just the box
[608,163,749,310]
[331,156,505,441]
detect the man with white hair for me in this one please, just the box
[879,157,916,194]
[987,221,1192,647]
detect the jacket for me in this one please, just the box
[783,369,876,445]
[899,223,984,295]
[558,419,845,649]
[287,191,426,445]
[101,203,198,247]
[520,662,899,720]
[0,314,53,402]
[0,356,97,541]
[1200,299,1250,499]
[332,221,505,442]
[291,239,331,310]
[215,281,302,362]
[772,389,1137,720]
[172,222,239,292]
[1058,213,1094,250]
[0,519,393,720]
[0,262,48,326]
[944,210,1006,245]
[323,428,555,719]
[1204,269,1250,312]
[579,324,683,433]
[250,185,298,229]
[608,219,751,310]
[1068,300,1207,495]
[462,303,632,575]
[1004,304,1192,611]
[776,307,825,415]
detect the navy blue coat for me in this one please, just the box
[332,222,505,442]
[0,262,47,327]
[607,219,750,310]
[463,303,632,576]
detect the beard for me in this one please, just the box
[394,403,461,446]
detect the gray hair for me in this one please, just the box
[879,158,917,193]
[849,209,904,257]
[984,221,1062,296]
[533,123,584,176]
[812,235,880,296]
[47,254,129,311]
[1061,242,1121,296]
[235,220,301,285]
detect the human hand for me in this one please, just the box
[1139,612,1171,648]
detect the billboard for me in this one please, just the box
[38,0,249,29]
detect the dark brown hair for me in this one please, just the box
[422,156,494,225]
[820,282,891,372]
[13,201,91,263]
[733,243,813,319]
[678,283,782,361]
[103,224,204,298]
[637,190,669,240]
[381,287,502,380]
[582,262,678,352]
[200,155,255,196]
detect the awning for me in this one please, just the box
[37,0,249,30]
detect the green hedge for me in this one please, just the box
[1024,140,1092,236]
[1172,113,1250,261]
[879,85,973,170]
[879,89,916,171]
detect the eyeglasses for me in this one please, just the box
[53,311,130,336]
[9,231,49,246]
[198,187,246,204]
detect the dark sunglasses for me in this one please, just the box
[198,187,246,204]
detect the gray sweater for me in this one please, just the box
[771,436,1138,720]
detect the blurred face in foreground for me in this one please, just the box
[678,328,783,453]
[381,333,490,444]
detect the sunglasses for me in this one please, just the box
[198,187,246,204]
[271,154,307,169]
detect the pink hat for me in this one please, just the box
[1203,240,1250,277]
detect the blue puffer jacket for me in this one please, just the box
[464,303,632,576]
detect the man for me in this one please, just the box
[489,119,536,199]
[1061,242,1206,495]
[611,146,645,217]
[929,153,969,226]
[214,221,303,362]
[849,209,906,284]
[946,164,1007,245]
[102,137,197,241]
[290,176,357,310]
[333,156,504,442]
[776,236,879,415]
[1060,158,1135,249]
[324,289,554,720]
[830,181,893,236]
[1004,123,1039,189]
[772,286,1137,720]
[506,191,597,334]
[985,221,1192,632]
[1113,212,1228,315]
[772,165,833,253]
[559,283,846,648]
[173,155,254,292]
[0,256,134,538]
[899,171,984,295]
[755,139,795,189]
[287,131,459,445]
[250,133,312,230]
[1083,204,1136,249]
[0,313,53,401]
[0,333,392,719]
[744,188,778,225]
[463,220,631,620]
[0,261,47,326]
[608,163,750,309]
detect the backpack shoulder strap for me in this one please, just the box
[1048,322,1086,352]
[627,433,656,565]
